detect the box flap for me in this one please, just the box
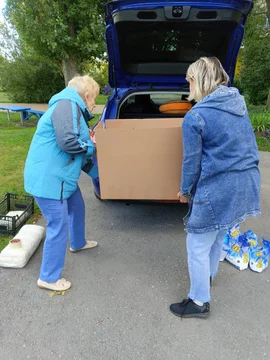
[101,118,183,129]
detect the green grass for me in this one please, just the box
[0,113,36,250]
[96,94,108,105]
[256,137,270,151]
[0,112,100,251]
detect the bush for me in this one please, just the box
[0,56,65,103]
[239,4,270,106]
[232,77,245,96]
[249,109,270,132]
[83,61,109,90]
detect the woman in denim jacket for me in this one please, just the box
[170,57,261,319]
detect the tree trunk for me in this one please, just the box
[266,1,270,107]
[266,90,270,108]
[60,18,79,86]
[62,57,79,86]
[266,0,270,22]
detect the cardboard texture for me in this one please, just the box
[95,118,183,200]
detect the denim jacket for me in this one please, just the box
[181,86,261,233]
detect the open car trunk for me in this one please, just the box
[118,92,192,119]
[92,0,253,201]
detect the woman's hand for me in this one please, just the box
[177,191,189,203]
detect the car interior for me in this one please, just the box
[118,93,193,119]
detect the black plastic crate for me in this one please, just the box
[0,193,34,236]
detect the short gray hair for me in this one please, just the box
[68,75,100,98]
[186,57,229,102]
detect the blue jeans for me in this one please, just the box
[186,230,226,303]
[35,187,86,282]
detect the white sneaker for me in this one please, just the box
[70,240,98,253]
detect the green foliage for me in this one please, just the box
[0,55,9,89]
[231,77,244,96]
[239,0,270,105]
[250,109,270,132]
[0,22,65,102]
[0,55,65,102]
[0,22,65,101]
[5,0,108,82]
[0,91,11,102]
[256,136,270,151]
[82,60,109,89]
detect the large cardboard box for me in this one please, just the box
[95,118,183,200]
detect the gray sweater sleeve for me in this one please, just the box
[51,100,94,155]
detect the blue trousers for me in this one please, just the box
[186,230,227,303]
[35,187,86,282]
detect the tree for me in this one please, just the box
[240,0,270,106]
[83,59,108,89]
[0,54,9,88]
[0,19,65,102]
[5,0,107,85]
[265,0,270,106]
[1,55,65,102]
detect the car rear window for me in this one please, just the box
[116,21,238,74]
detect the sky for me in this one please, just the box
[0,0,5,22]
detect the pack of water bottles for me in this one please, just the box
[220,224,270,272]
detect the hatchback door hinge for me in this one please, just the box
[131,82,138,89]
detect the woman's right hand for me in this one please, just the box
[177,191,189,203]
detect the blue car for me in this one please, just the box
[92,0,253,199]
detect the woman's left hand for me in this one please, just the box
[177,191,189,203]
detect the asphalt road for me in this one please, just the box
[1,152,270,360]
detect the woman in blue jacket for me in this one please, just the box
[24,75,100,291]
[170,57,261,318]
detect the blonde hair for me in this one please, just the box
[186,57,229,102]
[68,75,100,98]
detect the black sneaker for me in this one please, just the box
[170,298,210,319]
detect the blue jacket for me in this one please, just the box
[181,86,261,233]
[24,87,95,200]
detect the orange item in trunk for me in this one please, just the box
[159,100,192,115]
